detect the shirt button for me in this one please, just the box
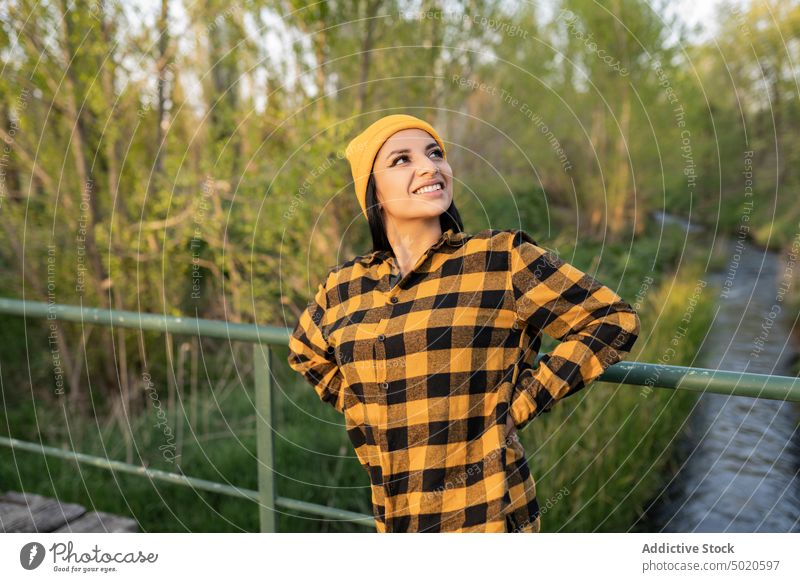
[390,296,398,304]
[378,334,385,341]
[380,382,389,390]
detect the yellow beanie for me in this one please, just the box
[345,114,448,220]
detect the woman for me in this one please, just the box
[287,113,641,533]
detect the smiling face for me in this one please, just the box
[371,128,453,222]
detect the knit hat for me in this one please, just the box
[345,114,448,220]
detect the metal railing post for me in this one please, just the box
[254,343,277,532]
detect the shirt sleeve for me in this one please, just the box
[506,229,641,431]
[287,277,346,414]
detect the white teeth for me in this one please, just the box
[413,183,443,194]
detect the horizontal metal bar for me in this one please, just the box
[0,298,290,344]
[0,435,257,498]
[0,436,374,528]
[2,297,799,400]
[588,359,800,402]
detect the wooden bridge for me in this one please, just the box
[0,490,138,533]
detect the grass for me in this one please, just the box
[0,350,371,532]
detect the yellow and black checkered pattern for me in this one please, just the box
[288,228,640,532]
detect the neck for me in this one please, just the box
[383,218,443,276]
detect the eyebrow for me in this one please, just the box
[386,142,439,159]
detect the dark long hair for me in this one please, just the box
[365,172,465,254]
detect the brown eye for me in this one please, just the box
[391,155,409,167]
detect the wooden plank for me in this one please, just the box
[0,491,86,533]
[53,511,138,533]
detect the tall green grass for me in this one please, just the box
[0,351,370,532]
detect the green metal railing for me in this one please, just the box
[1,297,799,532]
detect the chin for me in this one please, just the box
[409,202,450,217]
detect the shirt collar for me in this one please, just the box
[357,227,467,266]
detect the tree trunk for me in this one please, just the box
[355,0,382,114]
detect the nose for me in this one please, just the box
[415,154,440,175]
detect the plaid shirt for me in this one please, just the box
[287,228,640,532]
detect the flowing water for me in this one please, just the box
[636,229,800,532]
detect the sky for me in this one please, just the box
[664,0,732,42]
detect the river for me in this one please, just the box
[634,218,800,532]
